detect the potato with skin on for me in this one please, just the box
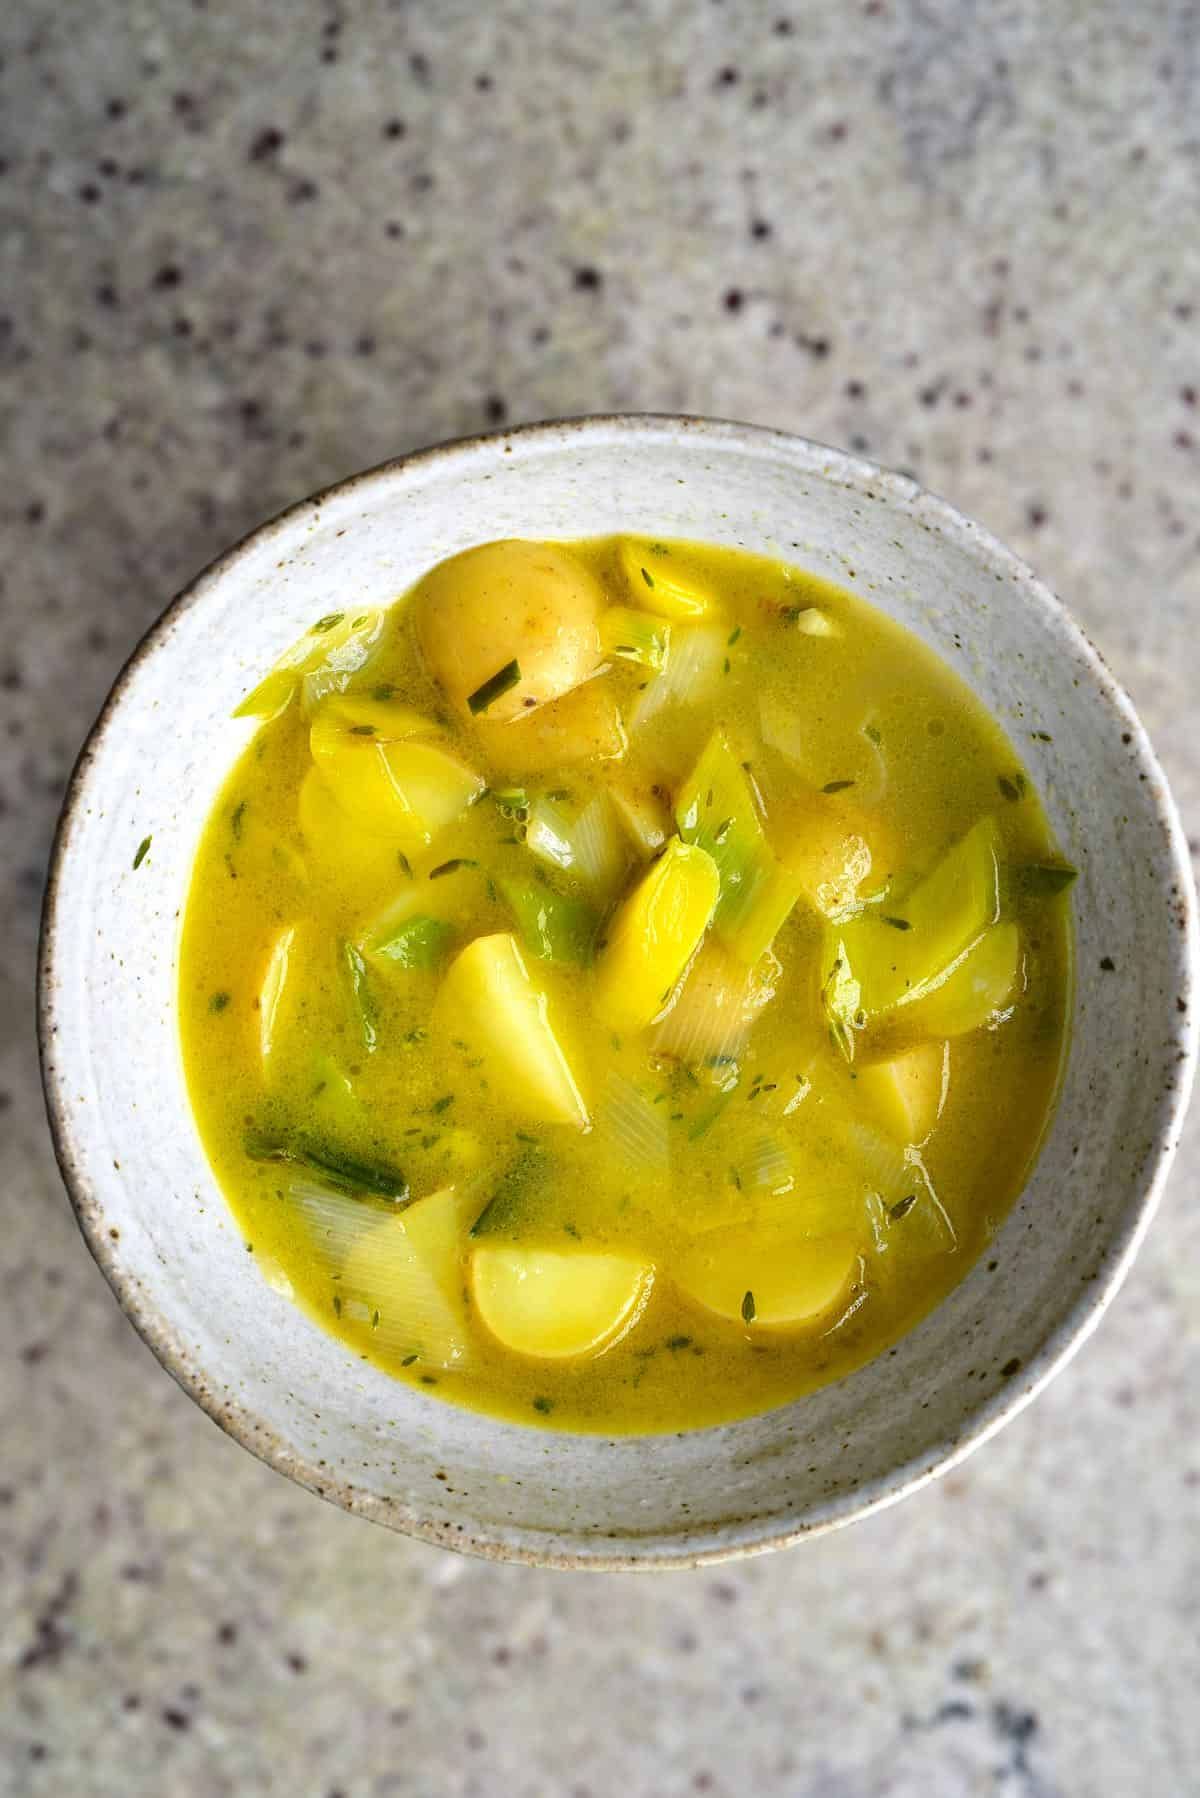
[414,538,605,723]
[472,676,626,776]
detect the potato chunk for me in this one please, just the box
[436,933,590,1130]
[675,1229,859,1329]
[414,539,604,722]
[308,696,484,854]
[471,1244,653,1359]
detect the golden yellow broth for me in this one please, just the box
[179,537,1072,1432]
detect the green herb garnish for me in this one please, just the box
[997,773,1027,803]
[312,612,344,633]
[741,1289,756,1324]
[889,1194,917,1221]
[209,990,231,1013]
[245,1129,409,1203]
[882,915,912,931]
[1011,861,1079,899]
[341,940,378,1050]
[372,914,456,970]
[470,1144,551,1238]
[822,779,855,794]
[428,858,478,880]
[467,659,521,715]
[132,835,152,870]
[231,801,246,841]
[640,566,654,588]
[532,1396,554,1415]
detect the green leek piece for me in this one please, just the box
[827,817,1003,1025]
[599,605,671,671]
[675,728,771,934]
[499,877,597,965]
[370,914,457,971]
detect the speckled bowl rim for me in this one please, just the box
[39,414,1199,1570]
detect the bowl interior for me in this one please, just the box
[42,418,1196,1565]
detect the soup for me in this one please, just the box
[179,536,1073,1433]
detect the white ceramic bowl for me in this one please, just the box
[40,417,1198,1568]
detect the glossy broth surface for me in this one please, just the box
[179,536,1073,1432]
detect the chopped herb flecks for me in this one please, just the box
[209,990,231,1013]
[231,801,246,841]
[133,835,152,870]
[822,779,855,794]
[998,773,1027,803]
[882,915,912,931]
[741,1289,756,1324]
[467,659,521,714]
[640,566,654,588]
[429,858,478,880]
[1012,861,1078,899]
[312,612,344,633]
[889,1194,917,1221]
[532,1396,554,1415]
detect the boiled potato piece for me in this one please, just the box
[617,538,718,620]
[436,933,590,1130]
[675,1229,859,1329]
[401,1184,479,1310]
[309,696,484,851]
[414,539,604,722]
[905,922,1021,1038]
[785,795,895,922]
[593,839,720,1035]
[857,1041,948,1144]
[297,766,408,894]
[471,1244,653,1359]
[472,676,626,776]
[610,775,673,858]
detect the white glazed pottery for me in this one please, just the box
[40,417,1198,1568]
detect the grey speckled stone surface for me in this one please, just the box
[1,2,1197,1793]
